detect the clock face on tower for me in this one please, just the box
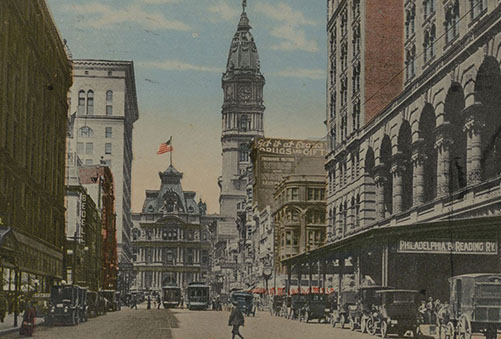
[238,85,252,101]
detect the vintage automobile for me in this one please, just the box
[332,290,357,328]
[76,286,88,323]
[231,291,255,316]
[46,285,80,326]
[101,290,120,312]
[270,295,284,316]
[439,273,501,339]
[186,282,210,310]
[87,291,100,318]
[365,289,419,338]
[299,293,328,323]
[97,291,108,315]
[348,286,392,332]
[162,285,182,308]
[289,294,307,320]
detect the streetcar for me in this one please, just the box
[162,285,182,308]
[186,282,210,310]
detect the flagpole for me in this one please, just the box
[170,136,173,167]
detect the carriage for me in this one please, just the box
[348,286,392,332]
[289,294,307,320]
[439,274,501,339]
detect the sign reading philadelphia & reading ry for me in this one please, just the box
[398,240,498,255]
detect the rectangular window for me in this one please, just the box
[105,143,112,155]
[103,159,111,167]
[291,188,299,201]
[307,188,314,200]
[85,159,92,165]
[85,142,93,154]
[105,127,112,138]
[76,142,84,154]
[106,105,112,116]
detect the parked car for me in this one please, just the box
[368,289,420,338]
[299,293,328,323]
[76,286,88,323]
[332,290,357,328]
[46,285,80,326]
[348,286,392,332]
[101,290,119,312]
[289,294,306,320]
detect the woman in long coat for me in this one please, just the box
[228,302,245,339]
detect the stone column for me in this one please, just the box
[374,172,386,220]
[435,123,452,197]
[412,140,425,206]
[336,206,343,239]
[391,155,405,214]
[464,113,484,185]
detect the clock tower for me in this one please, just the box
[219,1,265,222]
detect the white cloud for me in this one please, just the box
[269,24,318,52]
[255,2,319,53]
[141,59,222,72]
[273,68,325,80]
[255,3,317,26]
[65,2,191,31]
[207,1,240,23]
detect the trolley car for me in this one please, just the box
[186,282,209,310]
[162,285,182,308]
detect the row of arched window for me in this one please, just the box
[77,90,113,115]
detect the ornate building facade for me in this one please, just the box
[0,0,72,293]
[284,0,501,301]
[131,166,211,291]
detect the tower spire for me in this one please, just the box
[242,0,247,13]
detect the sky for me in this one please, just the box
[47,0,327,214]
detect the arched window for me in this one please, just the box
[86,90,94,114]
[420,104,437,202]
[239,115,248,131]
[445,82,466,191]
[78,126,94,137]
[78,90,85,114]
[380,135,393,215]
[106,90,113,116]
[398,121,413,211]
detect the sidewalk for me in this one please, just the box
[0,313,44,336]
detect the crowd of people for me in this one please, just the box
[418,297,451,325]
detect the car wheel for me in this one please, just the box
[367,317,377,336]
[71,310,79,326]
[361,316,367,333]
[349,316,356,331]
[380,320,388,338]
[339,314,345,328]
[458,316,472,339]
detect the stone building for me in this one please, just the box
[0,0,72,293]
[284,0,501,301]
[273,174,327,273]
[131,166,211,291]
[67,59,139,267]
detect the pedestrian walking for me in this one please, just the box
[147,295,151,309]
[228,301,244,339]
[19,302,36,337]
[157,295,161,309]
[130,296,138,310]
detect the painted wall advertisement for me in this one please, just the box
[397,239,498,255]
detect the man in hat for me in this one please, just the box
[228,300,245,339]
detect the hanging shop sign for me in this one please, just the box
[397,239,498,255]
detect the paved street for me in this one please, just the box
[0,304,176,339]
[171,309,372,339]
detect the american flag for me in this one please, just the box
[157,137,173,155]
